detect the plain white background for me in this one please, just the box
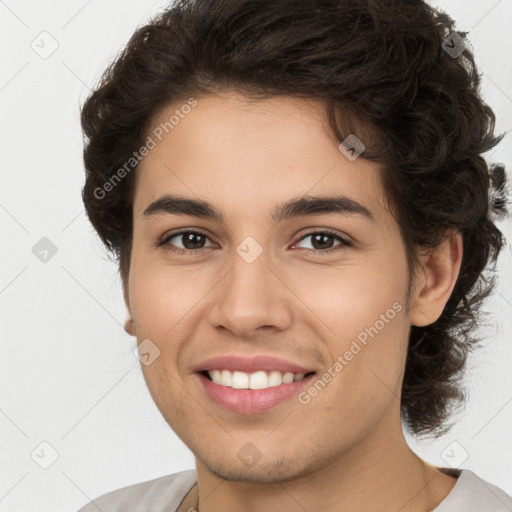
[0,1,511,510]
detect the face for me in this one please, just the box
[126,90,413,483]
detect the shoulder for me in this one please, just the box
[76,469,197,512]
[435,469,512,511]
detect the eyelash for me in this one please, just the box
[156,228,352,257]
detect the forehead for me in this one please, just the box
[133,91,387,220]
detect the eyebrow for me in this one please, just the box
[143,193,375,223]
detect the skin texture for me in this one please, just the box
[124,90,463,511]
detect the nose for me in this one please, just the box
[207,245,293,338]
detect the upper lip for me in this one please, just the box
[193,354,317,374]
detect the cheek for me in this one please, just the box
[290,256,408,348]
[292,246,410,406]
[128,257,208,338]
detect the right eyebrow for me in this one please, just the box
[143,194,224,221]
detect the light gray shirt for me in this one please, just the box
[77,468,512,511]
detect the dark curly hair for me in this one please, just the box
[80,0,508,437]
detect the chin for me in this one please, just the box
[199,452,321,484]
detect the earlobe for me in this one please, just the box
[124,315,135,336]
[123,282,135,336]
[409,231,463,327]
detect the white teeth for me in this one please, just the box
[207,369,309,389]
[220,370,232,387]
[282,372,294,384]
[268,371,283,387]
[249,371,268,390]
[232,371,249,389]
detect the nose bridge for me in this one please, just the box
[208,236,292,334]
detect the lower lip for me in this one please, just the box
[196,372,315,414]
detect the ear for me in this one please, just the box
[409,230,463,327]
[123,281,136,336]
[124,313,135,336]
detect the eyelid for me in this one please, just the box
[157,227,353,254]
[156,227,215,248]
[294,227,352,245]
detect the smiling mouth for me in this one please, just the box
[200,369,316,390]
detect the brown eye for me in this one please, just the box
[294,230,351,254]
[158,230,215,253]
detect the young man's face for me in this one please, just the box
[126,90,414,482]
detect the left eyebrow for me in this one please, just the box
[270,195,375,224]
[142,193,375,224]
